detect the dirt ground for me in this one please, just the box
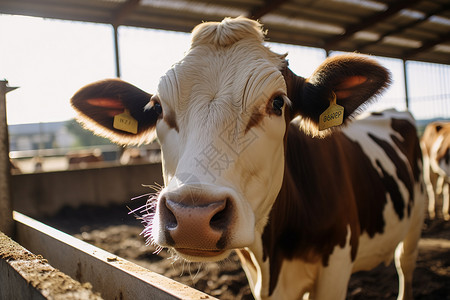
[41,204,450,300]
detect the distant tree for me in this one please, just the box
[65,119,115,147]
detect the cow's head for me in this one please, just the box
[71,17,390,261]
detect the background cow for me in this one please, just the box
[421,121,450,220]
[71,17,425,300]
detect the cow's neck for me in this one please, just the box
[238,116,422,297]
[238,121,358,297]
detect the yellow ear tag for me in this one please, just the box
[113,109,138,134]
[319,92,344,131]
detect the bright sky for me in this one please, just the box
[0,14,448,125]
[0,15,191,124]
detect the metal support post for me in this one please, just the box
[403,59,410,110]
[113,24,121,78]
[0,80,18,237]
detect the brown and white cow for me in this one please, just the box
[421,121,450,220]
[71,17,425,300]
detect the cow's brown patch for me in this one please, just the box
[391,118,422,182]
[261,117,420,295]
[245,106,265,134]
[368,133,409,218]
[164,110,179,132]
[261,125,376,295]
[437,131,450,163]
[244,94,286,134]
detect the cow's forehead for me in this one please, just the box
[156,40,287,118]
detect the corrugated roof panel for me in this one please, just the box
[329,0,387,12]
[419,20,450,35]
[282,1,360,24]
[141,0,247,17]
[264,27,326,48]
[399,9,426,20]
[400,28,441,41]
[382,36,422,48]
[261,14,344,35]
[434,44,450,53]
[0,0,449,64]
[99,0,127,3]
[353,31,381,41]
[429,15,450,27]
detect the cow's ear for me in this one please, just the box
[71,79,159,145]
[285,54,391,136]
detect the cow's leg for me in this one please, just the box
[436,175,444,195]
[313,263,352,300]
[394,202,424,300]
[395,242,414,300]
[442,181,449,221]
[423,155,436,219]
[269,258,318,300]
[313,239,353,300]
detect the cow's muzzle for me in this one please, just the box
[156,193,234,257]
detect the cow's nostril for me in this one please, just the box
[210,198,231,230]
[163,198,178,230]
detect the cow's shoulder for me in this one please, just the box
[263,110,421,294]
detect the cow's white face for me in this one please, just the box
[71,17,391,264]
[149,34,289,261]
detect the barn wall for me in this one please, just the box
[10,163,163,218]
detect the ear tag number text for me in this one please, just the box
[113,109,138,134]
[319,92,344,131]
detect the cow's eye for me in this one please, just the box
[149,100,163,117]
[272,96,284,116]
[153,102,162,115]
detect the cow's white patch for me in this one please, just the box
[430,135,450,178]
[343,109,414,218]
[353,196,407,271]
[267,226,353,300]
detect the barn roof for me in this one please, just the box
[1,0,450,65]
